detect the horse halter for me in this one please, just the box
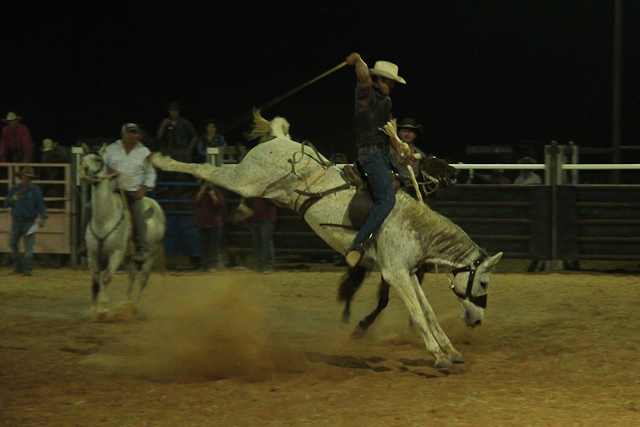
[80,153,117,185]
[450,258,488,309]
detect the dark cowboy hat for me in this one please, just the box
[397,118,424,134]
[167,101,184,111]
[16,166,38,178]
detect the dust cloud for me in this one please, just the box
[84,279,307,382]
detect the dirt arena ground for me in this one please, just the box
[1,261,640,427]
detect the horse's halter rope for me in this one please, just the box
[80,154,127,244]
[260,140,332,197]
[450,258,488,309]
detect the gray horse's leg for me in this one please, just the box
[381,268,452,368]
[125,257,137,301]
[88,254,104,318]
[410,275,465,363]
[134,251,155,304]
[94,249,126,317]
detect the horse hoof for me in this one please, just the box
[94,308,109,322]
[434,358,453,368]
[450,352,465,364]
[350,325,366,340]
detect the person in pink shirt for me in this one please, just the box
[193,179,226,271]
[249,197,277,273]
[0,112,34,163]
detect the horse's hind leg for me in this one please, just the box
[338,265,367,323]
[411,275,464,363]
[125,258,137,301]
[351,279,390,339]
[134,253,155,304]
[382,268,452,368]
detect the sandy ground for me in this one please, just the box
[1,263,640,427]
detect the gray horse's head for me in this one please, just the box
[80,143,107,180]
[450,252,502,329]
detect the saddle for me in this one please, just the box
[343,164,402,229]
[293,157,456,231]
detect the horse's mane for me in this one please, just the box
[245,109,290,143]
[397,193,485,265]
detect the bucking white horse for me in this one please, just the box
[81,144,166,320]
[150,113,502,367]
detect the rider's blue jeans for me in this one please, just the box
[9,219,36,274]
[349,146,396,251]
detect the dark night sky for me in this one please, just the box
[2,1,638,162]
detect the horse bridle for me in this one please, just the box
[450,258,488,309]
[81,153,126,243]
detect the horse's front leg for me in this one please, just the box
[95,249,126,317]
[411,275,465,364]
[87,254,106,320]
[382,268,452,368]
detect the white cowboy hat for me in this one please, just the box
[41,138,58,152]
[2,112,23,123]
[369,61,406,84]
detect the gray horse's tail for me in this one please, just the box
[244,109,290,143]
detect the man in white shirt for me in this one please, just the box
[104,123,157,262]
[513,157,543,185]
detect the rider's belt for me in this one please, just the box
[13,217,35,222]
[358,143,387,149]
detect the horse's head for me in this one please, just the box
[449,252,502,329]
[418,156,457,196]
[80,143,107,183]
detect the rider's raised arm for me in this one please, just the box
[346,52,371,86]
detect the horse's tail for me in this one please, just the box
[245,109,290,143]
[337,265,368,302]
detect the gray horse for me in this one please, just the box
[150,113,501,367]
[80,144,166,320]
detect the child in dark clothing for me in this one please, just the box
[194,179,225,271]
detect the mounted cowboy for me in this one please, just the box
[344,52,410,267]
[103,123,157,262]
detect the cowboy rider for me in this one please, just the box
[344,52,409,267]
[103,123,157,262]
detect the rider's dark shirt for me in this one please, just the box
[354,83,392,148]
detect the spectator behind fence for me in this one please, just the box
[514,157,542,185]
[193,119,227,165]
[249,197,277,274]
[390,117,428,197]
[156,101,198,163]
[137,125,158,152]
[194,179,225,272]
[3,166,48,276]
[1,112,34,163]
[40,139,71,197]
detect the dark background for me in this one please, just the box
[1,1,638,163]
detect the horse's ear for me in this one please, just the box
[82,143,90,154]
[98,143,107,156]
[482,252,503,270]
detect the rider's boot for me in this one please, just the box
[345,236,373,268]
